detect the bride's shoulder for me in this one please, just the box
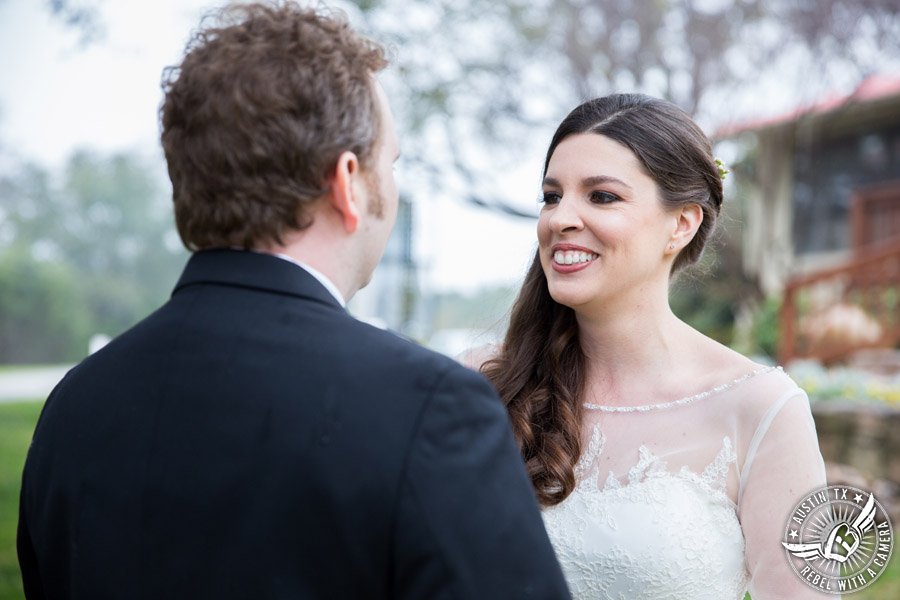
[455,344,501,372]
[693,338,802,409]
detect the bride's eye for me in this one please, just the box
[541,192,562,205]
[590,191,620,204]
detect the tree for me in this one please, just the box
[0,151,187,363]
[0,245,90,363]
[45,0,105,45]
[347,0,900,215]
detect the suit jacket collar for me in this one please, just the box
[173,248,345,312]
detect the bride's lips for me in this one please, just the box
[550,244,599,273]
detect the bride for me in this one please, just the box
[467,94,832,599]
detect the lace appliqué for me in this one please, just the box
[583,366,780,412]
[574,425,605,485]
[543,435,749,599]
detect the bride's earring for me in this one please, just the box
[667,243,676,251]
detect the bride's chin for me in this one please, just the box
[547,287,586,310]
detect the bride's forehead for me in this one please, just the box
[546,135,647,183]
[549,135,641,167]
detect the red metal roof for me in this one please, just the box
[714,74,900,138]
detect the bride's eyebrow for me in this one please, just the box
[541,175,632,190]
[542,176,562,189]
[581,175,632,190]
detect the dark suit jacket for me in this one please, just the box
[18,249,569,599]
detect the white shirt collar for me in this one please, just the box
[251,250,346,307]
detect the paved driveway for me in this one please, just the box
[0,365,73,403]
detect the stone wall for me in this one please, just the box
[812,402,900,522]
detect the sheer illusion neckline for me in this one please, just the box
[582,366,781,413]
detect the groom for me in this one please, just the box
[17,2,569,599]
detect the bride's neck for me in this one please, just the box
[576,302,696,398]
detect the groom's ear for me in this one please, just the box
[328,151,362,234]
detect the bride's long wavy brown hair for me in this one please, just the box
[482,94,723,506]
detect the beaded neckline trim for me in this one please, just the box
[582,366,782,413]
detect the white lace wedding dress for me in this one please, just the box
[541,366,832,599]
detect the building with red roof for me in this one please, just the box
[716,74,900,364]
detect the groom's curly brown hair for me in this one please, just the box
[160,1,388,251]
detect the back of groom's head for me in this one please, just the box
[160,1,388,252]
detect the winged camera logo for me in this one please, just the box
[782,485,893,594]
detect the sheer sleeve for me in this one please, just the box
[738,388,836,599]
[455,344,499,371]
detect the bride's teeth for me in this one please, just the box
[554,250,597,265]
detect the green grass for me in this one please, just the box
[743,550,900,599]
[0,401,42,600]
[860,550,900,599]
[0,364,72,373]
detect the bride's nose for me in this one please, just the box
[548,197,583,234]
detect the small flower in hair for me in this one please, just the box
[715,158,729,180]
